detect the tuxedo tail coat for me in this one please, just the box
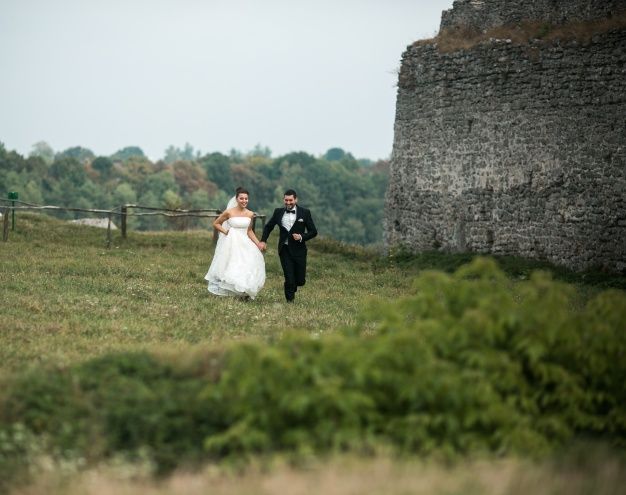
[261,206,318,257]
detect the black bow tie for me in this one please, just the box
[285,209,296,214]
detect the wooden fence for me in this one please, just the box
[1,199,266,247]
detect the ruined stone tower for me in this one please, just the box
[385,0,626,272]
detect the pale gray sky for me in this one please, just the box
[1,0,453,161]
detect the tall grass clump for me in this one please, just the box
[0,258,624,490]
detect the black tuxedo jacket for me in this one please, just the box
[261,206,317,257]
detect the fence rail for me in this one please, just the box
[1,200,266,247]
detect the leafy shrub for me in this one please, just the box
[0,424,44,493]
[351,258,626,449]
[0,258,623,482]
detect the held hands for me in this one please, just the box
[254,236,300,252]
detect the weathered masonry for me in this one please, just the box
[385,0,626,272]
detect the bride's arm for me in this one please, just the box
[213,210,231,235]
[247,218,261,246]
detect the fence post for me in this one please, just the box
[8,191,18,231]
[2,208,9,241]
[121,205,127,239]
[106,212,112,248]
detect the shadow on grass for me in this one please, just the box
[310,236,626,291]
[383,249,626,291]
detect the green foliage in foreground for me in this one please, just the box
[1,258,624,488]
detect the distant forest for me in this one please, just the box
[0,142,389,246]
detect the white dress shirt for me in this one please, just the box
[281,206,297,243]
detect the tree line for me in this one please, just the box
[0,141,389,245]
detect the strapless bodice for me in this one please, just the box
[228,216,251,230]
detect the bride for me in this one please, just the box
[205,188,265,299]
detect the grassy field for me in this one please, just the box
[0,213,415,376]
[1,213,624,494]
[3,213,623,378]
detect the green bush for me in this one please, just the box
[351,257,626,449]
[0,258,624,483]
[0,424,44,493]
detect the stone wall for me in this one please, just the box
[441,0,626,32]
[385,7,626,272]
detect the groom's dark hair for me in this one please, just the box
[284,189,297,198]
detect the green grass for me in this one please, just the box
[1,212,623,378]
[0,213,413,375]
[385,247,626,291]
[1,213,625,492]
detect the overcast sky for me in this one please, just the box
[1,0,453,161]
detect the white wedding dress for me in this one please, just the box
[205,216,265,299]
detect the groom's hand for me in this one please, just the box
[258,241,267,251]
[292,233,302,242]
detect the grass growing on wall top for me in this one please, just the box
[412,10,626,53]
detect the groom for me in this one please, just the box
[258,189,317,302]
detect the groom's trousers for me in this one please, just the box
[279,249,306,301]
